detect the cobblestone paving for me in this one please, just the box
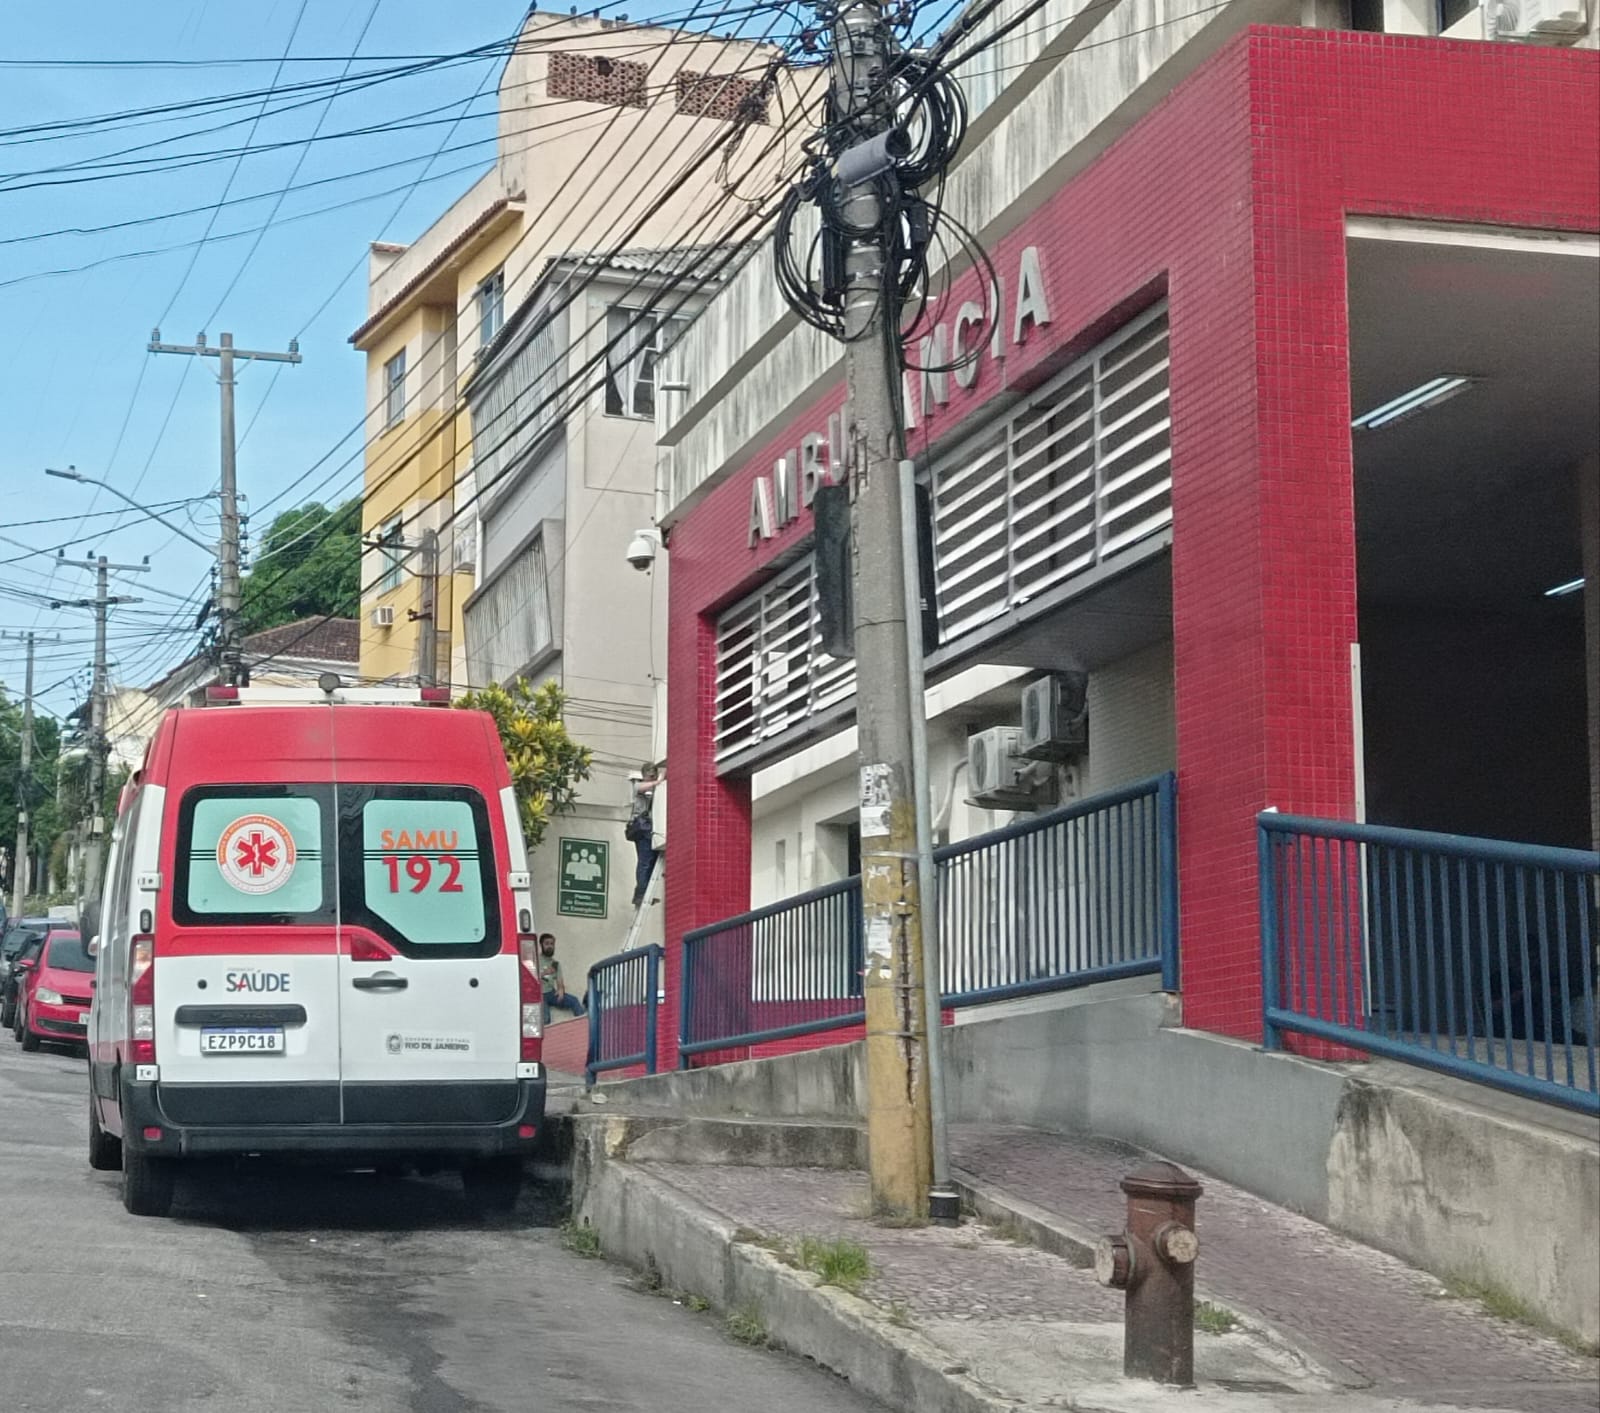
[950,1124,1599,1412]
[639,1161,1122,1324]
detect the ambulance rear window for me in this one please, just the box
[344,786,498,957]
[176,788,332,923]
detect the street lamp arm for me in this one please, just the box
[45,467,215,554]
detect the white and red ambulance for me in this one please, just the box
[86,684,545,1217]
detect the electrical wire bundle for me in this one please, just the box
[772,10,996,378]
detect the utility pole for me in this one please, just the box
[4,631,55,915]
[52,557,147,915]
[412,528,440,688]
[830,0,935,1219]
[149,329,301,685]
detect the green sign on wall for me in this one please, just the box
[557,838,609,919]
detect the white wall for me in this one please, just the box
[746,639,1175,908]
[1082,637,1176,793]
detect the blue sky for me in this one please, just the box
[0,0,535,718]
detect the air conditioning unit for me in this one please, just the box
[1020,672,1088,762]
[1485,0,1589,41]
[370,605,396,628]
[967,727,1035,809]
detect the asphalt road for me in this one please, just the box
[0,1038,886,1412]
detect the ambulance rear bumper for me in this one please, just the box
[120,1076,547,1160]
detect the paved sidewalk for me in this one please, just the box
[640,1159,1335,1406]
[949,1124,1597,1413]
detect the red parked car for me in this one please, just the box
[14,930,96,1053]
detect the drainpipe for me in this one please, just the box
[899,460,959,1223]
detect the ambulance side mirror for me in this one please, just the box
[86,934,100,959]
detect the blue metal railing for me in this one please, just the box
[585,945,662,1088]
[1259,814,1598,1115]
[679,879,864,1063]
[679,773,1178,1065]
[939,773,1178,1005]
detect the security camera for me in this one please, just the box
[626,528,662,572]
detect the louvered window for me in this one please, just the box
[714,557,855,764]
[931,304,1171,643]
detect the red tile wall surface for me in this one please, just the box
[660,28,1600,1066]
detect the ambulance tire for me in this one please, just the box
[88,1092,122,1171]
[461,1157,522,1214]
[122,1145,176,1217]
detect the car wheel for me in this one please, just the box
[460,1157,522,1214]
[20,1022,39,1052]
[121,1148,175,1218]
[88,1092,122,1172]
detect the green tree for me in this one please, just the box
[455,680,592,851]
[240,498,361,633]
[1,695,63,899]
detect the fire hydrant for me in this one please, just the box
[1094,1160,1203,1386]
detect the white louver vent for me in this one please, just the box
[713,556,856,764]
[931,303,1172,643]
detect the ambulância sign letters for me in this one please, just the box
[747,245,1052,549]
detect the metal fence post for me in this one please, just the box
[645,945,661,1076]
[1157,772,1180,992]
[584,973,601,1089]
[1258,821,1281,1052]
[678,935,693,1070]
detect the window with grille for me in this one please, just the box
[930,303,1171,644]
[603,307,685,419]
[714,557,855,764]
[675,70,769,123]
[383,350,407,429]
[547,51,648,109]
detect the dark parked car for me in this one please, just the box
[1,918,49,991]
[0,925,54,1031]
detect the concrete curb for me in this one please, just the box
[574,1140,1020,1412]
[950,1169,1368,1392]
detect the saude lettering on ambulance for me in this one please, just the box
[225,971,292,993]
[747,244,1052,549]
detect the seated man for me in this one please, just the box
[538,932,584,1020]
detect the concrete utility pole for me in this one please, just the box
[412,528,440,688]
[831,0,935,1219]
[149,330,301,684]
[52,557,147,914]
[3,631,54,915]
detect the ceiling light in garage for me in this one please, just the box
[1351,376,1475,431]
[1544,577,1586,598]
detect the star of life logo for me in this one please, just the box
[216,813,297,896]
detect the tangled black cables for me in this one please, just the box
[774,37,970,341]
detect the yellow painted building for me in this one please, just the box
[351,203,523,684]
[349,10,811,689]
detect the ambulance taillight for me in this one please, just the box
[517,935,543,1062]
[129,935,156,1064]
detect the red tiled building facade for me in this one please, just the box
[659,28,1600,1066]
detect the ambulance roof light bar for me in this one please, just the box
[203,684,451,707]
